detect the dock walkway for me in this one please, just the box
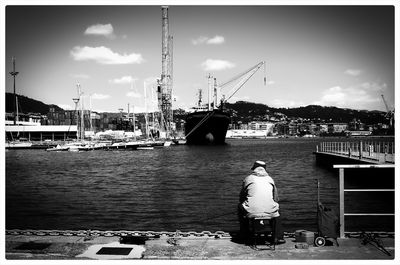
[314,141,394,164]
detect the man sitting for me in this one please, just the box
[238,160,285,244]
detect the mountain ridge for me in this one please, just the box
[5,93,388,125]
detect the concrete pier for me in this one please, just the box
[5,233,395,260]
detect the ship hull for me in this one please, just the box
[185,110,230,145]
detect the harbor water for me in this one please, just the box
[5,138,366,233]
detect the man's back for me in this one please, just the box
[240,167,280,218]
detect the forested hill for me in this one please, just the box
[5,93,63,114]
[225,101,387,124]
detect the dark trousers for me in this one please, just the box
[238,205,284,240]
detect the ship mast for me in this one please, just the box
[159,6,173,137]
[207,74,212,111]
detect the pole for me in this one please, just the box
[144,81,148,138]
[132,104,136,140]
[208,74,212,110]
[10,57,19,125]
[16,95,19,137]
[128,103,130,131]
[73,98,80,140]
[77,84,85,140]
[89,94,92,133]
[161,6,172,135]
[339,168,345,238]
[213,77,218,108]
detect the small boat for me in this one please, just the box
[152,140,167,148]
[173,138,186,145]
[137,146,154,150]
[46,144,69,152]
[5,140,33,149]
[163,140,172,147]
[78,145,95,151]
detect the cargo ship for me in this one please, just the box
[184,61,266,145]
[185,109,230,145]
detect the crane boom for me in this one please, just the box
[381,94,390,112]
[381,94,394,128]
[218,61,266,105]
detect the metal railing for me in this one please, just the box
[334,164,395,238]
[317,141,394,163]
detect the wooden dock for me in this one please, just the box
[314,141,394,165]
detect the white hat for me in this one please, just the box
[251,160,266,170]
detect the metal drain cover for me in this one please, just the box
[96,247,133,255]
[15,242,51,250]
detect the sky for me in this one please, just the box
[3,2,397,113]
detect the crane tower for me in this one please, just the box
[158,6,173,134]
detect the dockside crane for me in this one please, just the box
[381,94,394,128]
[216,61,266,108]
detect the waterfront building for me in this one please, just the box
[226,129,270,138]
[328,123,348,134]
[248,121,274,132]
[5,112,77,141]
[318,124,329,134]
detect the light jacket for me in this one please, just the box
[239,167,280,218]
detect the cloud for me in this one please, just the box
[70,46,144,65]
[91,93,110,100]
[84,24,115,38]
[270,99,305,108]
[207,35,225,44]
[109,76,138,85]
[201,59,235,71]
[313,82,385,110]
[344,69,362,76]
[126,91,142,98]
[192,36,208,45]
[192,35,225,45]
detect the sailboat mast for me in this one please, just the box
[144,81,148,138]
[132,104,136,140]
[127,103,130,131]
[9,57,19,125]
[89,94,92,133]
[16,95,19,137]
[76,83,84,141]
[80,90,84,140]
